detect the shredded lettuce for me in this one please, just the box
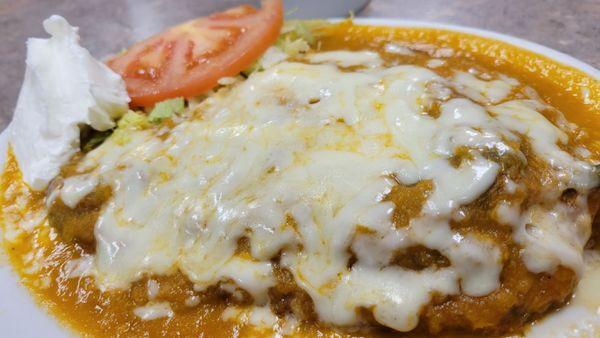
[243,20,329,76]
[275,20,325,56]
[278,20,327,46]
[277,38,309,57]
[110,98,185,145]
[117,110,150,129]
[81,129,112,152]
[111,110,149,145]
[148,97,185,123]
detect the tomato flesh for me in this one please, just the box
[108,0,283,107]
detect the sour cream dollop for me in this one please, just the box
[7,15,129,190]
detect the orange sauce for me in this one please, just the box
[0,21,598,337]
[318,21,600,159]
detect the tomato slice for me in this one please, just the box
[107,0,283,107]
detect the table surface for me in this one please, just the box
[0,0,598,130]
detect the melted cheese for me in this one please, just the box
[55,51,597,332]
[60,174,99,208]
[133,302,174,321]
[516,198,592,275]
[490,100,596,190]
[527,305,600,338]
[452,71,515,103]
[383,43,416,56]
[306,50,383,67]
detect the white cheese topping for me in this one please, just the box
[513,197,592,276]
[221,305,279,330]
[8,15,129,191]
[527,306,600,338]
[452,71,515,103]
[257,46,289,69]
[426,59,446,68]
[490,100,597,190]
[56,50,597,331]
[383,43,416,56]
[306,50,383,67]
[247,306,279,328]
[133,302,174,321]
[146,279,159,300]
[60,174,99,208]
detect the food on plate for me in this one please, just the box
[106,0,283,107]
[1,1,599,337]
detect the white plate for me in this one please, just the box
[0,18,598,338]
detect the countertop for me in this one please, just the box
[0,0,598,129]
